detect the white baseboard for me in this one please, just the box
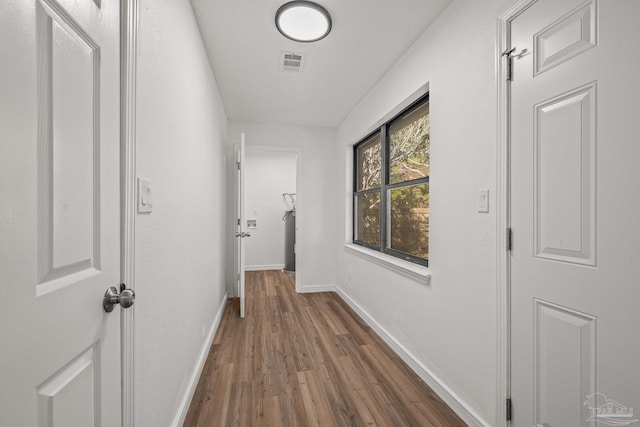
[245,264,285,271]
[171,292,228,427]
[335,285,490,427]
[296,284,337,294]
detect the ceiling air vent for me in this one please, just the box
[280,51,306,72]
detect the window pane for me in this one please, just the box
[355,192,380,246]
[388,183,429,259]
[389,101,429,184]
[356,133,381,190]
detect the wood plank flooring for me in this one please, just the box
[183,270,466,427]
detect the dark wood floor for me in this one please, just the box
[183,270,466,427]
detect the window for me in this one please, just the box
[353,95,429,265]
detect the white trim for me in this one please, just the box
[244,144,304,294]
[495,1,538,426]
[343,244,431,285]
[335,285,489,427]
[120,0,138,426]
[296,284,336,294]
[171,293,228,427]
[245,264,285,271]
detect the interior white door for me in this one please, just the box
[0,0,122,425]
[236,133,247,318]
[510,1,640,426]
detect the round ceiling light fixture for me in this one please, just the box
[275,1,332,43]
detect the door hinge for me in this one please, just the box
[237,273,240,281]
[237,218,241,226]
[236,161,241,170]
[506,228,513,251]
[502,47,516,81]
[506,397,513,421]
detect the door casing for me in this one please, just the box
[496,1,540,426]
[120,0,138,425]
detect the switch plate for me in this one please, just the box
[477,189,489,213]
[137,177,153,213]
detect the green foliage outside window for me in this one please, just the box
[389,183,429,258]
[356,193,380,246]
[354,96,430,263]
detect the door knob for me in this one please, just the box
[103,285,135,312]
[235,232,251,238]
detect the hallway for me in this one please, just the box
[7,0,639,424]
[183,271,465,426]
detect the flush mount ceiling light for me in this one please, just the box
[275,1,332,43]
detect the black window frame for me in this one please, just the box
[352,94,430,266]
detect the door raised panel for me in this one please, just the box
[534,1,597,75]
[36,0,101,294]
[37,344,99,427]
[534,299,597,427]
[534,82,596,266]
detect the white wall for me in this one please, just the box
[227,121,336,293]
[135,0,228,426]
[244,150,297,270]
[335,0,506,425]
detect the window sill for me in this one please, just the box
[343,244,431,285]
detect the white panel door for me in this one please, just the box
[236,133,247,318]
[0,0,122,425]
[510,1,640,426]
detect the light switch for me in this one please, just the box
[138,177,153,213]
[477,189,489,213]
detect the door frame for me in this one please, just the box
[121,0,138,425]
[244,144,303,293]
[496,1,538,426]
[236,135,246,318]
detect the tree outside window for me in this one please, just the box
[353,95,429,265]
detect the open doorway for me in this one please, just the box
[243,145,301,293]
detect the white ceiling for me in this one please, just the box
[190,0,452,128]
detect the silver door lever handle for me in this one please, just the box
[235,232,251,238]
[103,286,135,312]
